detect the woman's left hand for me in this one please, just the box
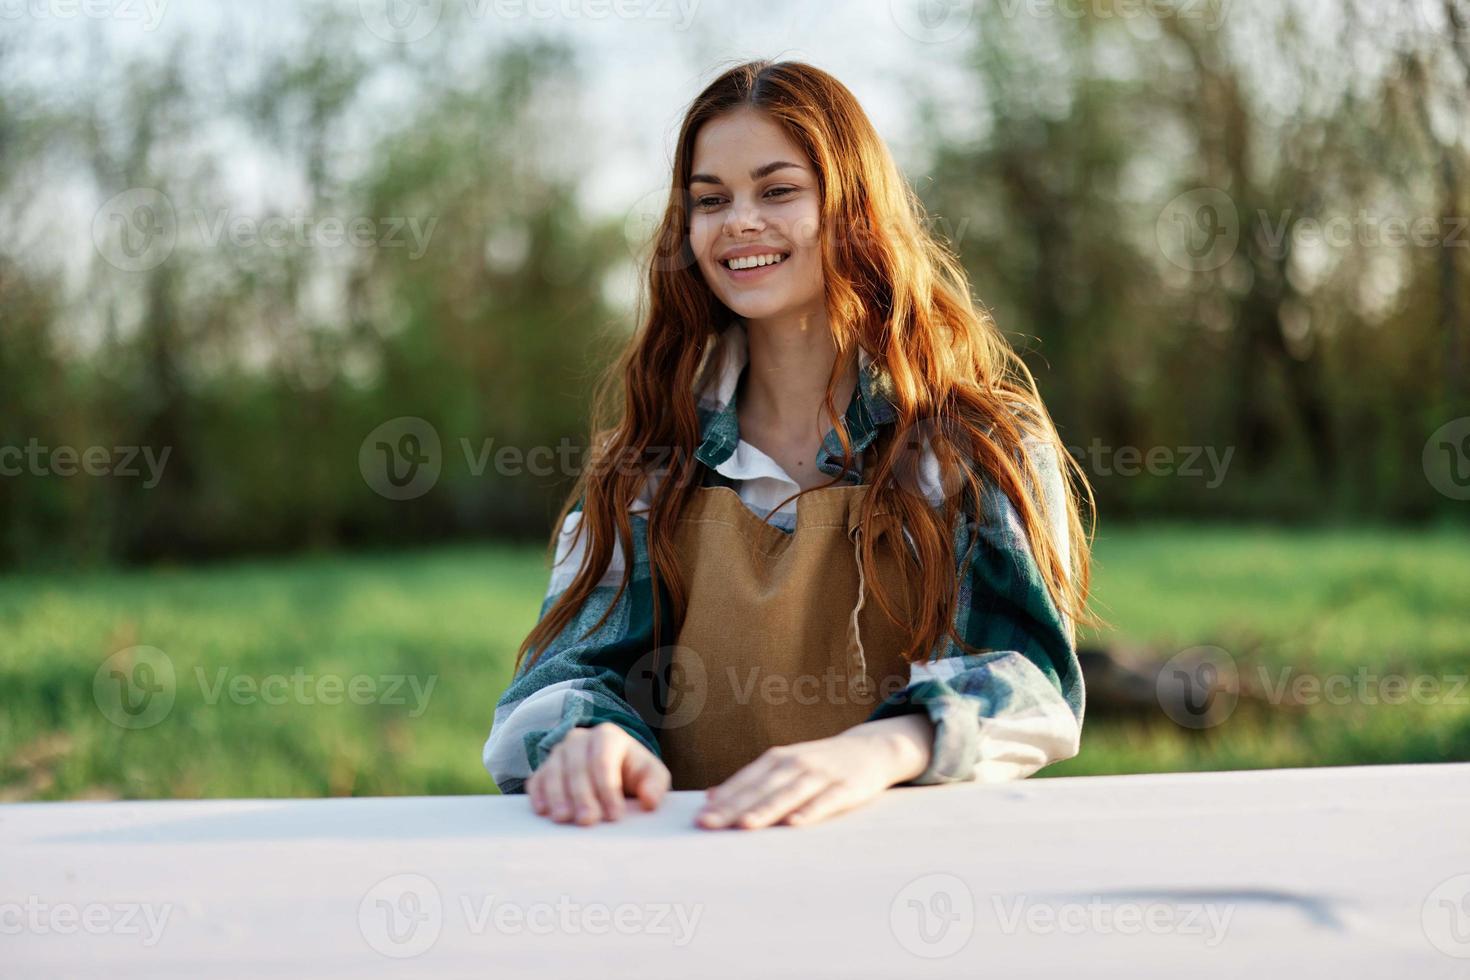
[694,715,933,830]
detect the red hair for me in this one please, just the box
[517,59,1097,672]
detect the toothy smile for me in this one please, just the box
[720,252,789,270]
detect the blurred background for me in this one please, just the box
[1,0,1467,801]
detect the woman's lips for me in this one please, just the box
[720,254,788,282]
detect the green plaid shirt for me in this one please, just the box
[484,325,1085,792]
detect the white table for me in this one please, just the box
[4,762,1469,978]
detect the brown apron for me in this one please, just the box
[655,482,917,790]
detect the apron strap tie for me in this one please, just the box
[848,526,872,698]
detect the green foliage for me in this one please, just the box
[2,526,1465,801]
[0,6,1466,571]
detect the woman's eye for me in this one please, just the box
[765,186,796,199]
[694,195,725,210]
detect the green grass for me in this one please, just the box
[1,526,1467,801]
[1048,523,1470,776]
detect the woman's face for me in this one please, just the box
[686,108,824,322]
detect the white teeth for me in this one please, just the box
[725,252,786,270]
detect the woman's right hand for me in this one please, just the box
[526,722,671,824]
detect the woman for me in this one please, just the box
[483,59,1095,830]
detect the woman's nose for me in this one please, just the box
[723,198,766,235]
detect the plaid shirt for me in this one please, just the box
[483,323,1085,793]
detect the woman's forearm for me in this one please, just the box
[843,713,934,785]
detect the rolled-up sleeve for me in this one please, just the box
[482,502,666,794]
[866,439,1085,784]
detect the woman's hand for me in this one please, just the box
[527,723,671,825]
[695,715,934,830]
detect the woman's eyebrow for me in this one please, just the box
[688,160,805,186]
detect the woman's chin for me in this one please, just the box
[720,293,812,322]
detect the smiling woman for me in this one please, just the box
[483,59,1097,832]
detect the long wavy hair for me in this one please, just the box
[515,59,1097,674]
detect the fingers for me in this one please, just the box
[586,725,626,821]
[527,724,669,825]
[727,771,829,830]
[530,745,572,821]
[560,728,609,825]
[698,750,805,829]
[781,784,857,827]
[701,749,784,812]
[623,746,671,811]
